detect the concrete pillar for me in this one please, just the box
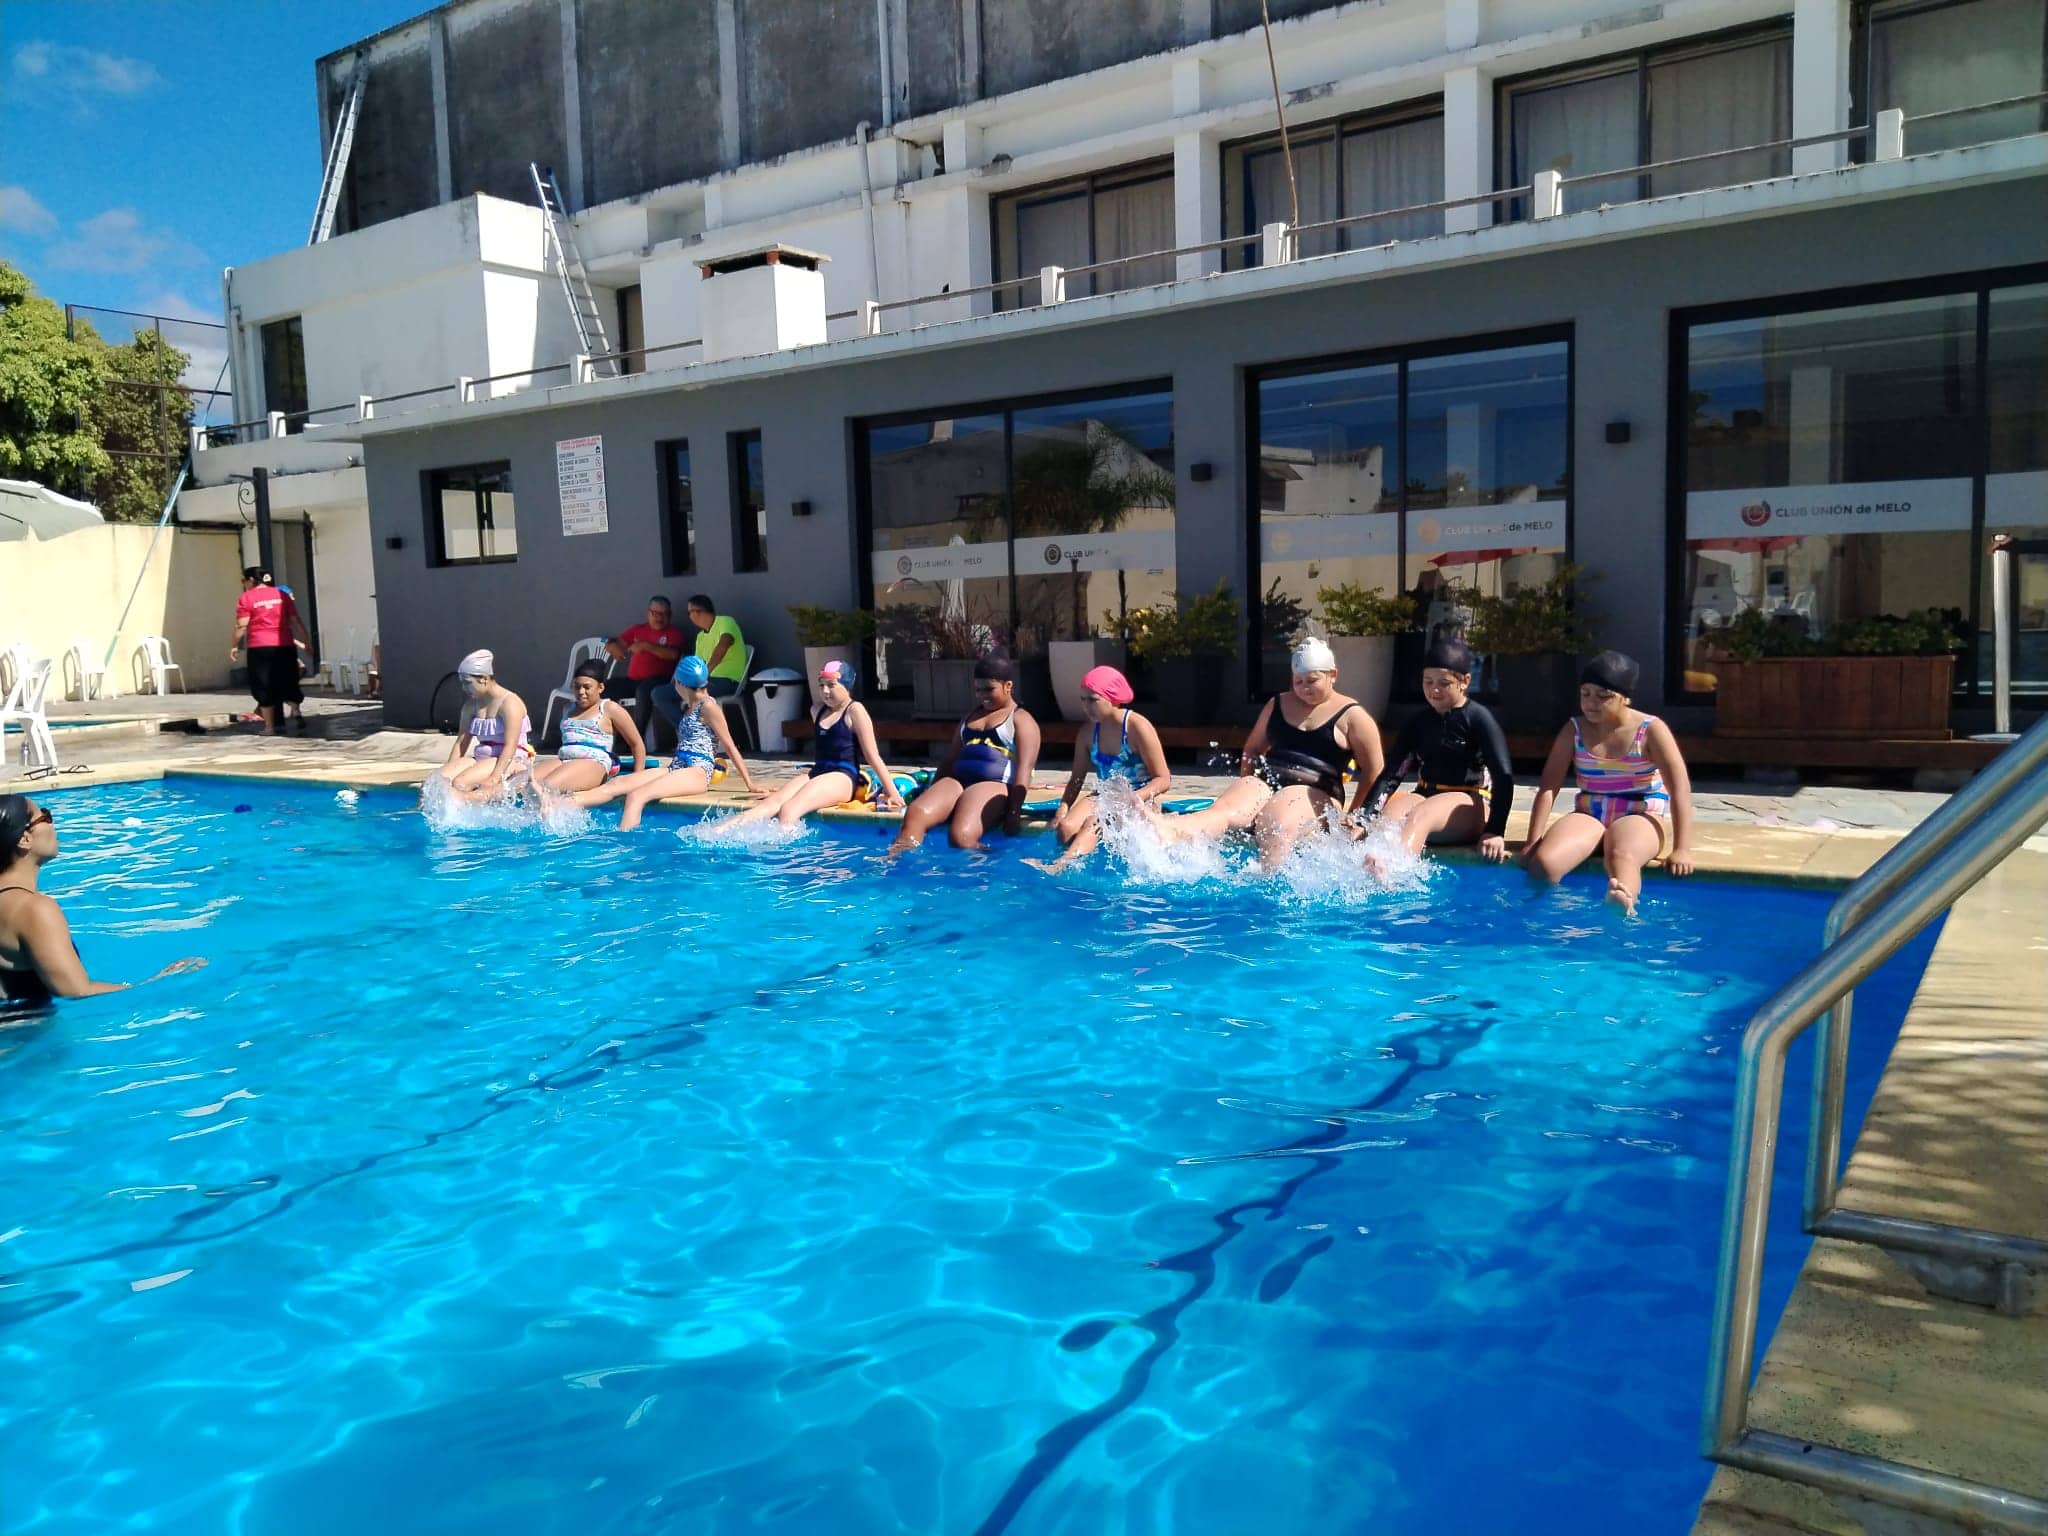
[429,13,454,203]
[1174,130,1221,280]
[1445,402,1497,495]
[1443,65,1493,233]
[716,0,744,169]
[962,188,993,314]
[1789,364,1835,484]
[1180,0,1214,45]
[1172,55,1207,118]
[1039,266,1067,306]
[1445,0,1485,53]
[559,0,585,208]
[942,119,981,172]
[1792,0,1851,174]
[959,0,982,100]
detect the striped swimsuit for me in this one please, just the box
[1573,715,1669,826]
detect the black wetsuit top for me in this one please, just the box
[0,888,55,1010]
[1363,701,1515,837]
[1260,699,1360,798]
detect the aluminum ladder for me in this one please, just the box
[529,163,616,379]
[308,59,368,245]
[1703,707,2048,1533]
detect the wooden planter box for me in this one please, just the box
[1713,655,1956,739]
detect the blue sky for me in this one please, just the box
[1,0,425,345]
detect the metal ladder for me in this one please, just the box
[1703,705,2048,1533]
[308,58,368,245]
[529,163,616,379]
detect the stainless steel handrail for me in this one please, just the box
[1703,711,2048,1532]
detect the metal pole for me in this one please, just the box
[252,465,275,575]
[1992,534,2013,739]
[1258,0,1300,229]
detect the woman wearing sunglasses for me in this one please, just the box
[0,795,204,1009]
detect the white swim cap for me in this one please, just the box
[457,648,495,677]
[1291,637,1337,674]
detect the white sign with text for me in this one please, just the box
[1404,500,1568,557]
[1686,479,1973,541]
[1261,513,1398,563]
[1016,529,1174,575]
[1987,471,2048,530]
[555,435,608,537]
[869,539,1010,585]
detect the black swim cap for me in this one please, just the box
[1424,637,1475,674]
[0,795,32,871]
[1581,650,1640,695]
[974,657,1016,683]
[573,660,607,683]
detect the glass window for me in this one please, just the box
[427,462,516,565]
[617,285,645,375]
[261,316,308,431]
[993,163,1173,308]
[660,438,694,575]
[1679,293,1979,692]
[1502,27,1793,217]
[1863,0,2048,155]
[729,429,765,572]
[1985,282,2048,692]
[1224,107,1444,268]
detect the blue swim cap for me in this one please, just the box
[676,656,710,688]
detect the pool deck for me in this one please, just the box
[8,701,2046,1529]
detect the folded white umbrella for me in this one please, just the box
[0,478,104,541]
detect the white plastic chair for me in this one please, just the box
[0,660,57,769]
[134,636,184,695]
[726,643,759,752]
[329,628,364,696]
[540,635,613,742]
[0,644,30,701]
[64,640,106,702]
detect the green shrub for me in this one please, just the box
[1316,583,1417,638]
[1111,581,1242,662]
[1719,605,1965,662]
[1459,565,1595,656]
[788,605,876,647]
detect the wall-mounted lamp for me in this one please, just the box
[1604,419,1632,445]
[385,535,405,551]
[1189,461,1215,482]
[791,499,813,517]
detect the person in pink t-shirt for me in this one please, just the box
[229,567,311,734]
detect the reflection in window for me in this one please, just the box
[617,285,645,375]
[730,430,766,572]
[993,163,1174,309]
[1862,0,2048,156]
[261,316,309,431]
[660,439,694,575]
[1225,107,1445,266]
[427,462,517,565]
[1984,283,2048,692]
[1501,28,1790,217]
[1680,293,1978,692]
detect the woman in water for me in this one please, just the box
[1356,638,1514,863]
[888,657,1042,855]
[531,661,649,794]
[1520,650,1696,914]
[1,795,203,1008]
[1148,637,1383,870]
[1028,665,1169,872]
[729,659,902,827]
[436,649,533,799]
[575,655,759,830]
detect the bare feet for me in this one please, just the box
[1606,876,1638,916]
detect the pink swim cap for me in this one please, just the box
[1080,665,1134,705]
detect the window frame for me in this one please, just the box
[1495,20,1793,218]
[1221,95,1446,268]
[1662,260,2048,702]
[658,437,695,576]
[260,315,309,431]
[1246,325,1577,702]
[728,428,767,573]
[989,158,1175,310]
[422,459,518,568]
[1849,0,2048,159]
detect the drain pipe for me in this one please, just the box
[874,0,895,129]
[856,120,883,318]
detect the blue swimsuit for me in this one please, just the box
[1090,709,1146,786]
[670,700,717,772]
[952,708,1018,786]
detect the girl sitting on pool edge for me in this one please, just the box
[435,649,533,800]
[1355,637,1514,864]
[728,659,902,828]
[888,656,1042,855]
[1520,649,1696,914]
[531,661,649,794]
[574,655,759,830]
[1026,664,1169,873]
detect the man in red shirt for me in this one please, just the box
[228,567,311,734]
[603,594,686,748]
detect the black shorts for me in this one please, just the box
[247,645,303,708]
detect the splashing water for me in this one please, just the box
[1271,812,1435,905]
[1094,782,1235,886]
[681,810,812,850]
[417,773,560,835]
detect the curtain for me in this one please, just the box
[1871,0,2046,154]
[1247,134,1338,258]
[1648,36,1791,196]
[1510,68,1640,215]
[1013,189,1090,305]
[1093,172,1176,294]
[1341,114,1445,248]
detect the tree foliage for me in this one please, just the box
[0,260,111,490]
[88,327,193,523]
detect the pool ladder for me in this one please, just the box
[1703,707,2048,1533]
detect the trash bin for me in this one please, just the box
[751,667,806,752]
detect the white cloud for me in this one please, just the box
[12,41,161,101]
[0,185,58,238]
[125,289,233,408]
[45,207,206,275]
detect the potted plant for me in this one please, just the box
[1315,584,1417,721]
[1116,581,1241,724]
[788,604,874,706]
[908,611,1004,719]
[1710,606,1964,739]
[1459,565,1595,731]
[1257,577,1313,696]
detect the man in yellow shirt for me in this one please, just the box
[655,593,748,735]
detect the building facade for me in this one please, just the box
[198,0,2048,732]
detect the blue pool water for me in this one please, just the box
[0,781,1937,1535]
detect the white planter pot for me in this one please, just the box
[1050,638,1128,721]
[1328,634,1395,721]
[802,645,853,708]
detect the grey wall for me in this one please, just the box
[357,178,2046,730]
[319,0,1363,228]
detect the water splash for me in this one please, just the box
[681,812,811,850]
[1093,782,1233,886]
[418,774,546,834]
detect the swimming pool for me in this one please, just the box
[0,781,1937,1535]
